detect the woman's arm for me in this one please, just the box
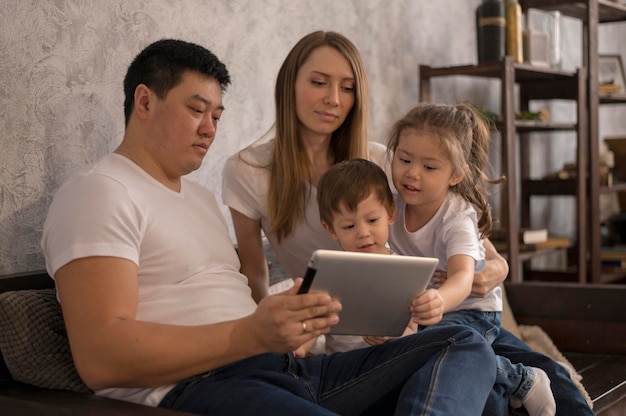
[56,257,340,390]
[229,208,270,302]
[472,238,508,296]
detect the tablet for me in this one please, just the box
[297,249,438,336]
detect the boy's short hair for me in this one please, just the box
[123,39,231,126]
[317,158,394,228]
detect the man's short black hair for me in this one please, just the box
[123,39,231,125]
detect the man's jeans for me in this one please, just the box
[159,325,496,415]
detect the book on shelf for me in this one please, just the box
[600,246,626,261]
[491,228,549,245]
[602,258,626,270]
[599,83,621,95]
[491,236,571,253]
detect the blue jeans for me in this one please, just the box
[158,325,496,415]
[423,310,535,401]
[486,328,595,416]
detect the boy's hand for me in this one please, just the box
[363,335,393,346]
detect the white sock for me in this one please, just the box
[522,367,556,416]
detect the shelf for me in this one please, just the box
[601,182,626,194]
[600,93,626,104]
[524,178,578,195]
[512,121,578,131]
[420,61,577,81]
[520,0,626,23]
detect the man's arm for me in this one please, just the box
[56,256,339,390]
[229,208,270,302]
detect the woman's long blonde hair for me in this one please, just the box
[268,31,370,242]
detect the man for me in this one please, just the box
[42,38,496,415]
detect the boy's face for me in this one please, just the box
[322,193,395,254]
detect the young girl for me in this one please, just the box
[387,103,556,416]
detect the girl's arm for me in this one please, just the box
[431,239,508,297]
[436,254,475,311]
[411,254,474,326]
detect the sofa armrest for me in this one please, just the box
[504,281,626,354]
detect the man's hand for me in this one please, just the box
[250,278,342,354]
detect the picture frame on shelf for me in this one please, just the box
[598,54,625,95]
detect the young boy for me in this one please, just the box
[317,158,417,353]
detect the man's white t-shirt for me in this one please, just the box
[42,154,258,406]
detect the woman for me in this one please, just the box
[222,30,595,415]
[222,30,507,303]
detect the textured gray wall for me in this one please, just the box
[1,0,625,274]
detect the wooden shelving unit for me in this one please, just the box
[520,0,626,283]
[420,1,626,284]
[419,58,587,283]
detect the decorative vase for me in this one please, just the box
[476,0,506,63]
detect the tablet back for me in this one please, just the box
[299,249,438,336]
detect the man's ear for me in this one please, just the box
[134,84,152,120]
[450,163,469,187]
[321,221,339,240]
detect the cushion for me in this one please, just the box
[0,288,91,393]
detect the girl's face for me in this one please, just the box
[294,46,355,143]
[391,128,463,213]
[323,193,395,254]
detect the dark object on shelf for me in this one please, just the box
[607,213,626,245]
[476,0,505,63]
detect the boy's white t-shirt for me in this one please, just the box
[42,154,258,406]
[390,193,502,312]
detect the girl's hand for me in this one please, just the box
[410,288,443,326]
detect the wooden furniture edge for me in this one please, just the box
[505,281,626,413]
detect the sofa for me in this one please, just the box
[1,265,625,415]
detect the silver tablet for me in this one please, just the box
[298,249,438,336]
